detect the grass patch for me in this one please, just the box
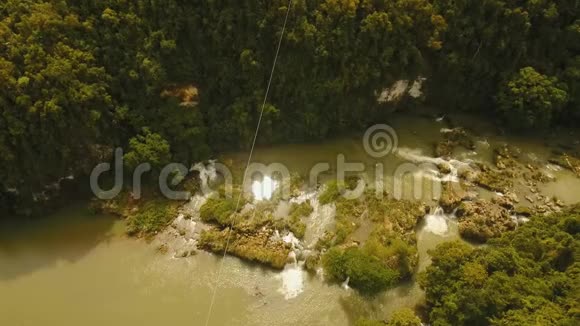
[285,201,313,238]
[200,196,237,226]
[199,228,290,269]
[318,181,343,205]
[126,199,178,237]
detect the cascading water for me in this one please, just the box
[275,190,338,300]
[252,175,277,201]
[423,207,450,236]
[277,250,305,300]
[304,197,336,247]
[341,277,350,290]
[191,160,219,191]
[396,147,473,183]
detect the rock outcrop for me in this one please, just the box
[456,200,517,243]
[435,127,476,158]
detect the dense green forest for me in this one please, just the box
[0,0,579,209]
[419,207,580,326]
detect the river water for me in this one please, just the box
[1,113,579,325]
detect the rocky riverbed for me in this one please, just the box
[83,112,580,324]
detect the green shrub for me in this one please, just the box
[234,210,275,233]
[304,253,321,272]
[497,67,568,130]
[319,178,363,205]
[323,247,400,294]
[200,197,236,226]
[124,128,171,171]
[356,308,421,326]
[386,308,422,326]
[363,236,416,279]
[319,181,343,205]
[322,247,348,280]
[355,319,383,326]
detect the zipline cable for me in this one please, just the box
[203,1,293,325]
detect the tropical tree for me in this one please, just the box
[497,67,568,129]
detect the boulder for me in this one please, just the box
[439,182,468,212]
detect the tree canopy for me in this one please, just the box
[420,207,580,326]
[1,0,579,213]
[498,67,568,130]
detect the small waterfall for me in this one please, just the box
[288,251,298,266]
[341,277,350,290]
[275,231,307,300]
[251,175,277,201]
[273,200,292,218]
[180,193,211,219]
[304,197,336,247]
[171,213,197,239]
[546,164,563,172]
[282,232,302,251]
[396,147,472,183]
[511,215,530,227]
[191,160,218,191]
[377,80,409,103]
[423,207,450,236]
[277,252,305,300]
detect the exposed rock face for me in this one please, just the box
[161,84,199,107]
[529,194,565,216]
[456,200,516,243]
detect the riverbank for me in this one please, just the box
[2,112,580,325]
